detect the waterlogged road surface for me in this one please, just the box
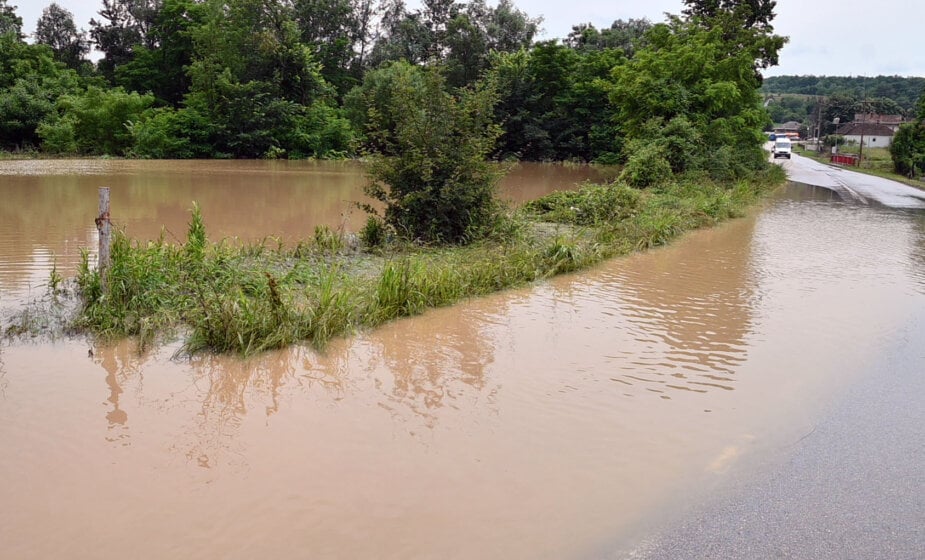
[781,152,925,208]
[620,157,925,559]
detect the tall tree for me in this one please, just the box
[443,0,538,87]
[0,35,83,149]
[0,0,22,38]
[682,0,783,74]
[90,0,143,80]
[90,0,162,81]
[292,0,364,95]
[358,61,503,244]
[34,3,90,70]
[682,0,776,30]
[610,15,784,180]
[114,0,203,105]
[566,18,651,57]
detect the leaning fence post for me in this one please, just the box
[96,187,111,290]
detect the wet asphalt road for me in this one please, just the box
[613,156,925,560]
[779,152,925,209]
[621,315,925,559]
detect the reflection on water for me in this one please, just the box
[371,305,503,428]
[600,215,758,395]
[1,182,924,559]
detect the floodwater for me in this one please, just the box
[1,161,924,559]
[0,159,607,307]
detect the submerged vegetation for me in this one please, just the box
[63,166,784,355]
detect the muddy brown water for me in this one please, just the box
[0,159,607,304]
[1,161,924,559]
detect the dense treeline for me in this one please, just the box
[763,75,925,114]
[1,0,783,179]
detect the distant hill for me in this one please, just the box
[762,76,925,113]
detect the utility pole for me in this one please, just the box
[858,127,864,166]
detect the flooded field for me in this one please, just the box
[0,159,607,306]
[1,161,924,559]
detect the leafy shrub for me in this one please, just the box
[360,62,504,244]
[39,86,154,155]
[360,216,388,248]
[525,182,642,225]
[620,142,672,188]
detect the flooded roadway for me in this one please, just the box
[1,161,924,559]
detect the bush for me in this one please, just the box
[890,122,925,178]
[129,106,216,159]
[39,86,155,155]
[360,62,504,244]
[525,182,642,225]
[620,142,672,188]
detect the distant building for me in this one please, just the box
[835,122,896,148]
[853,113,907,132]
[773,121,803,139]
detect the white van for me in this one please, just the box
[773,137,792,159]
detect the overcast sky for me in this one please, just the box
[11,0,925,77]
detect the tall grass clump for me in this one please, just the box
[76,231,186,348]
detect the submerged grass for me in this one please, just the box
[65,166,785,355]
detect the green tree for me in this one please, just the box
[114,0,204,105]
[90,0,146,81]
[131,0,353,159]
[368,0,437,67]
[890,89,925,178]
[0,0,23,38]
[610,15,783,179]
[359,61,503,244]
[368,0,538,87]
[0,33,83,150]
[292,0,365,96]
[442,0,539,88]
[486,42,623,163]
[34,3,90,70]
[682,0,776,31]
[566,18,651,57]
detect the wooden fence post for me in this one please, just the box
[96,187,111,290]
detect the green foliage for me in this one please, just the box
[0,0,23,38]
[34,3,90,70]
[114,0,205,105]
[128,106,214,158]
[360,61,504,245]
[185,202,207,261]
[763,75,925,115]
[360,215,388,248]
[609,16,780,179]
[890,122,925,178]
[486,43,624,162]
[90,0,150,82]
[368,0,540,86]
[0,35,84,150]
[39,85,155,155]
[621,142,673,187]
[566,18,652,56]
[526,182,642,225]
